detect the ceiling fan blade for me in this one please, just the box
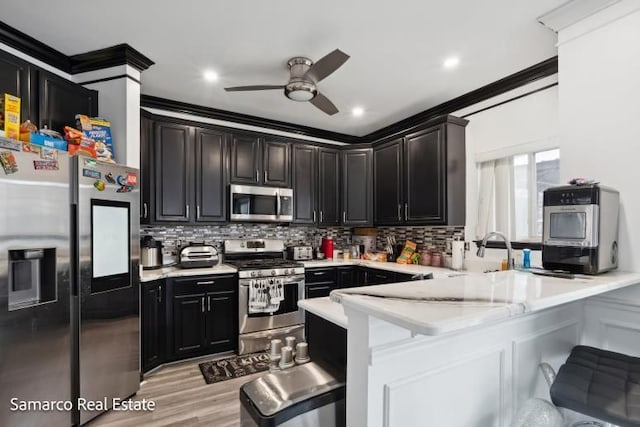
[304,49,350,83]
[224,85,284,92]
[310,92,339,116]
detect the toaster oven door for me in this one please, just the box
[543,205,598,248]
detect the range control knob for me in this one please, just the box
[271,270,276,276]
[250,271,257,277]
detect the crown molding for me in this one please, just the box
[0,21,153,75]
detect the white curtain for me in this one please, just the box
[476,160,495,239]
[476,158,515,240]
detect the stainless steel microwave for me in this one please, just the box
[230,184,293,222]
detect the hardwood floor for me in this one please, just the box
[88,356,263,427]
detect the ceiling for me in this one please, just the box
[0,0,562,137]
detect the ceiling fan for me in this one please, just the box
[224,49,350,116]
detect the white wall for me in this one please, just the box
[559,5,640,272]
[451,76,559,266]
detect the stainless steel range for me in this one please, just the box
[224,239,305,355]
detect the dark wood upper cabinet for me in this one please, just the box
[317,148,340,227]
[403,117,467,225]
[292,144,317,224]
[38,70,98,133]
[140,113,153,224]
[230,133,261,185]
[404,126,444,223]
[374,138,404,225]
[195,128,227,222]
[153,121,192,222]
[342,148,373,226]
[0,49,35,123]
[262,139,291,187]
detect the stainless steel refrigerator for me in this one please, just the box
[0,149,140,426]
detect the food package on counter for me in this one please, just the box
[30,129,68,152]
[3,94,21,140]
[64,126,97,158]
[76,115,115,163]
[396,240,417,264]
[363,252,387,262]
[0,150,18,174]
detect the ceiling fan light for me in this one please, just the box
[287,89,315,102]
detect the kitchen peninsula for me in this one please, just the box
[301,270,640,427]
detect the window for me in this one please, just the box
[476,148,560,242]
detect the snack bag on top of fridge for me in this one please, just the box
[76,115,115,163]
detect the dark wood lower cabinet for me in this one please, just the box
[141,281,166,373]
[204,291,236,352]
[141,275,237,372]
[173,293,206,357]
[336,266,356,289]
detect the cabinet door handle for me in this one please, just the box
[143,202,148,219]
[197,205,201,219]
[397,204,401,221]
[313,210,316,223]
[201,297,205,313]
[157,285,162,303]
[264,170,268,182]
[404,203,408,221]
[197,280,215,285]
[208,296,211,312]
[256,169,260,182]
[313,272,325,276]
[343,211,346,223]
[186,204,190,218]
[320,211,323,223]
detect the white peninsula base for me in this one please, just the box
[333,271,640,427]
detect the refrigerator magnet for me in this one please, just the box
[93,180,106,191]
[117,185,133,193]
[0,151,18,174]
[0,138,22,151]
[105,172,116,184]
[33,160,59,171]
[82,168,101,179]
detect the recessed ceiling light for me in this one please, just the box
[203,70,219,82]
[351,106,364,117]
[443,56,460,69]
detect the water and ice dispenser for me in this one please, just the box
[8,248,56,310]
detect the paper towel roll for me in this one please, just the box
[451,240,465,271]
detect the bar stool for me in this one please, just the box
[548,346,640,427]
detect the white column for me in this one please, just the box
[550,0,640,271]
[73,65,142,169]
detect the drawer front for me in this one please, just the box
[171,274,236,295]
[305,268,337,284]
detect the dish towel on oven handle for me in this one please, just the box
[248,279,284,314]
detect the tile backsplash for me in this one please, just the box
[141,223,352,254]
[376,226,465,255]
[142,223,465,256]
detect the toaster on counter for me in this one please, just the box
[286,246,313,261]
[179,243,219,269]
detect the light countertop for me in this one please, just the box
[140,264,238,282]
[298,297,348,329]
[329,270,640,336]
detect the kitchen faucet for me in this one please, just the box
[476,231,514,270]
